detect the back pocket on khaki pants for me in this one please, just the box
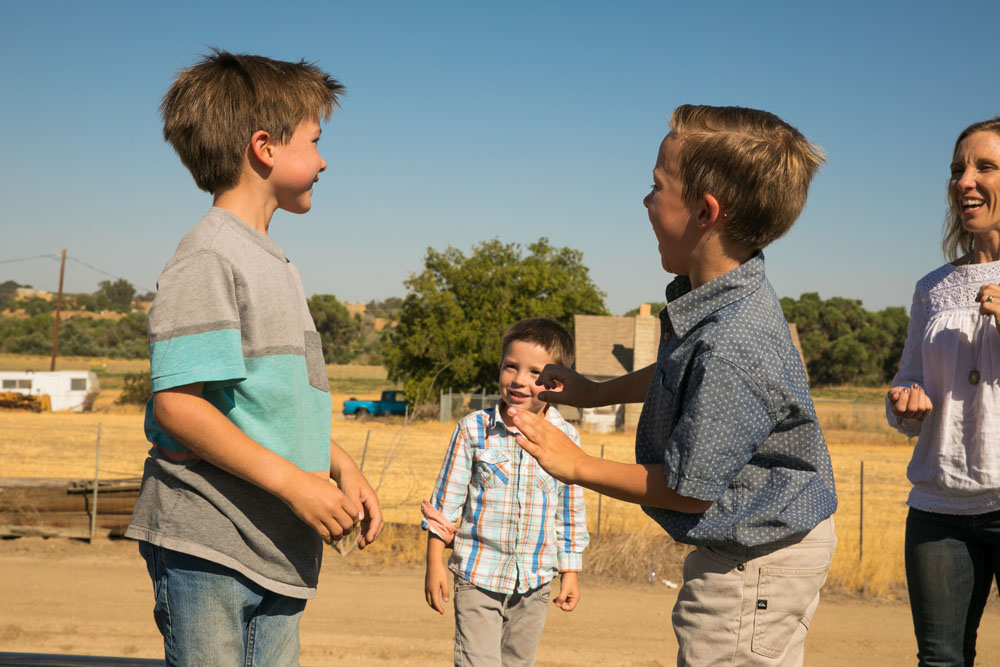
[750,560,830,658]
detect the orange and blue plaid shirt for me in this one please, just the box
[424,403,589,594]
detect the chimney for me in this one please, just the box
[639,303,651,317]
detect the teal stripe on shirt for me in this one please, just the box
[149,329,245,392]
[146,342,330,472]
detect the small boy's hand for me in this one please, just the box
[554,571,580,612]
[285,472,361,544]
[337,467,384,549]
[425,561,449,615]
[510,407,587,484]
[536,364,598,407]
[887,384,932,421]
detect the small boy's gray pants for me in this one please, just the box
[452,576,550,667]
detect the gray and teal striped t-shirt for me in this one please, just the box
[125,207,332,598]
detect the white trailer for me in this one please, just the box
[0,370,101,412]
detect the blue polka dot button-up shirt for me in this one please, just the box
[636,253,837,548]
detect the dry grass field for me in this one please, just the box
[0,354,916,598]
[0,366,910,600]
[14,356,1000,664]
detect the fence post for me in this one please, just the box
[89,423,102,542]
[595,444,604,545]
[859,460,864,561]
[359,430,371,473]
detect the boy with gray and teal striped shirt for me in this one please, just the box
[125,51,382,665]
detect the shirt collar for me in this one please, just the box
[209,207,288,263]
[489,401,556,435]
[661,251,766,339]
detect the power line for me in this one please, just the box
[0,253,155,294]
[66,257,155,293]
[0,254,61,265]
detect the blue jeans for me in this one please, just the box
[905,507,1000,667]
[139,542,306,667]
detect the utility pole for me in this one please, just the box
[49,248,66,371]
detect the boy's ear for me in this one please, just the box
[695,193,723,229]
[249,130,275,169]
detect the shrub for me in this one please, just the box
[116,371,152,405]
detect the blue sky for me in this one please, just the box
[3,1,998,315]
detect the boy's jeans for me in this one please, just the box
[672,517,836,667]
[905,507,1000,667]
[452,575,550,667]
[139,542,306,667]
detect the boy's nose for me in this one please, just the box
[319,158,327,172]
[643,192,651,208]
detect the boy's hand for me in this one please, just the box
[284,472,361,544]
[336,467,384,549]
[536,364,598,407]
[887,384,932,421]
[554,571,580,612]
[425,560,450,615]
[509,407,587,484]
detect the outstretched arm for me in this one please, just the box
[510,407,710,513]
[536,363,655,407]
[153,383,360,543]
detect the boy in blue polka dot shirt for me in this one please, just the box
[512,105,837,666]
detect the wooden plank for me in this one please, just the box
[0,512,131,537]
[1,488,138,514]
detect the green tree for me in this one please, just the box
[383,238,608,403]
[308,294,360,364]
[97,279,136,313]
[0,280,25,311]
[781,293,909,386]
[23,297,55,316]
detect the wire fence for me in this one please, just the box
[0,423,138,540]
[439,389,501,422]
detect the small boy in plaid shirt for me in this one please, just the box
[422,317,589,666]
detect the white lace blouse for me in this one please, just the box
[888,261,1000,514]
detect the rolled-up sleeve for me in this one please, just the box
[663,354,774,502]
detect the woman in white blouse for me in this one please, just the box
[888,117,1000,665]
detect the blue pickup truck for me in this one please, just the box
[343,390,409,420]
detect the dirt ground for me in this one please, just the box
[3,537,1000,666]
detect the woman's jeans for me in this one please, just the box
[905,507,1000,667]
[139,542,306,667]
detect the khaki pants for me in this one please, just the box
[453,576,550,667]
[673,517,836,666]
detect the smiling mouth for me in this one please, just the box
[963,198,986,213]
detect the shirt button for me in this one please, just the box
[736,564,745,571]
